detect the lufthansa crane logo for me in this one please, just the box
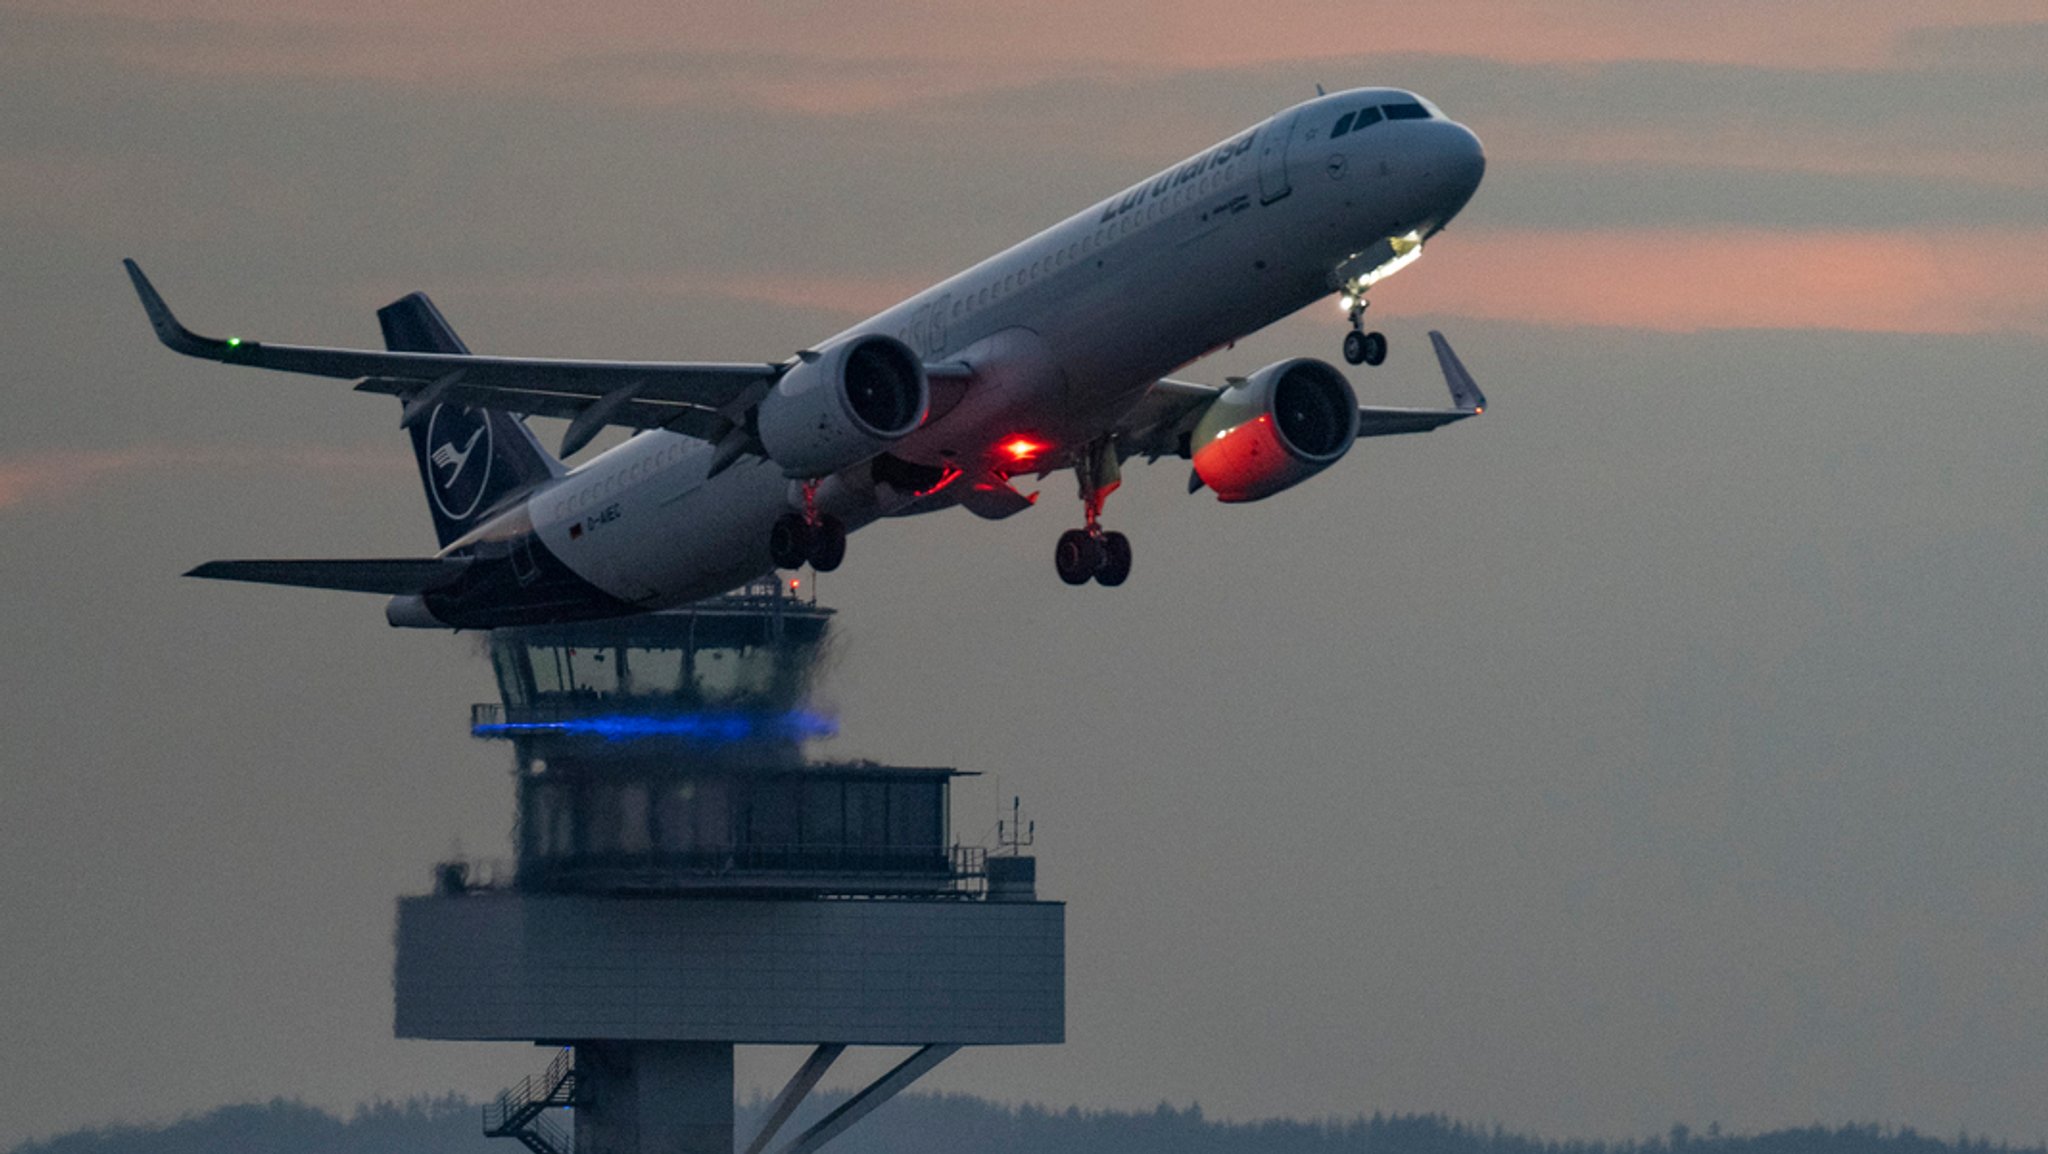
[424,404,493,521]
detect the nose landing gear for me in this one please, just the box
[770,481,848,573]
[1341,292,1387,366]
[1343,327,1386,367]
[1054,438,1132,587]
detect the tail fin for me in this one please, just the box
[378,293,564,548]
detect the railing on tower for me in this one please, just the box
[433,845,988,898]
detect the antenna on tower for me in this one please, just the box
[997,795,1034,855]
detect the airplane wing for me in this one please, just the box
[1112,329,1486,460]
[1354,331,1486,436]
[186,557,471,595]
[125,261,975,448]
[1109,378,1221,462]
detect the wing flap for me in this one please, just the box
[351,377,731,440]
[186,558,471,595]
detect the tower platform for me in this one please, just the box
[396,892,1062,1045]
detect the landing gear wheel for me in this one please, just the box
[1055,529,1103,585]
[769,514,812,570]
[1094,531,1132,587]
[1361,330,1387,366]
[807,515,847,572]
[1343,329,1368,365]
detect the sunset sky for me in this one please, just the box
[3,2,2045,1149]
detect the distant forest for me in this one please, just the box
[13,1093,2043,1154]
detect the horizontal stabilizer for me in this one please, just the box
[186,557,470,595]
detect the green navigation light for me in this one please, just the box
[226,337,242,348]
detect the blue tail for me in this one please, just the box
[378,293,564,548]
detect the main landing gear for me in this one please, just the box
[1054,438,1132,587]
[770,482,847,572]
[1341,292,1387,366]
[1055,526,1131,586]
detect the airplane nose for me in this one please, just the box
[1437,120,1486,205]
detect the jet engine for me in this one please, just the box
[1190,358,1359,502]
[757,334,929,478]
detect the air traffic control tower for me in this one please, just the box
[392,582,1063,1154]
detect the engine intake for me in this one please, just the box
[1191,358,1359,502]
[758,334,929,478]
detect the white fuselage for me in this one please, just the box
[487,88,1485,610]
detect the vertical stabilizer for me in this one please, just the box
[378,293,564,548]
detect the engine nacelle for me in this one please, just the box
[1190,358,1359,503]
[757,334,929,478]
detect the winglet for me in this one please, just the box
[1427,330,1486,413]
[122,259,238,359]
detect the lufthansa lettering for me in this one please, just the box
[1096,131,1255,224]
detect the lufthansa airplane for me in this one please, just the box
[126,87,1487,629]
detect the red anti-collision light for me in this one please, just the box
[1002,437,1047,462]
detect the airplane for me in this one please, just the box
[124,86,1488,630]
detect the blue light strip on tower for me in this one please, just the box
[472,710,839,743]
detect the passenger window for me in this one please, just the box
[1382,102,1428,120]
[1332,111,1356,138]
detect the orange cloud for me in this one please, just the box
[0,445,406,510]
[1484,125,2048,193]
[1387,227,2048,335]
[20,0,2044,109]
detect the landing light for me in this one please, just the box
[1344,229,1427,296]
[1359,231,1425,289]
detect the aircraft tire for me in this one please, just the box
[1055,529,1101,585]
[1095,531,1132,586]
[808,516,847,572]
[1362,330,1387,366]
[769,514,812,570]
[1343,329,1367,365]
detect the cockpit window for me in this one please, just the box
[1382,102,1430,120]
[1333,106,1382,139]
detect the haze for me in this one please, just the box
[3,2,2045,1149]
